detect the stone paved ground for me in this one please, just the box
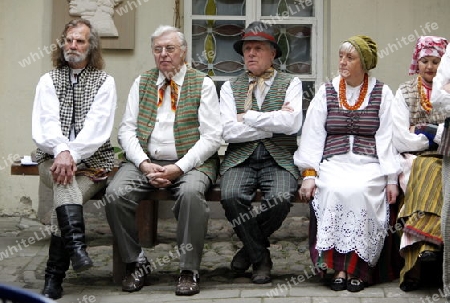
[0,211,447,303]
[52,212,313,290]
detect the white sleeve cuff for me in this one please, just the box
[54,143,78,163]
[134,156,150,169]
[387,174,398,185]
[435,123,445,144]
[54,143,69,157]
[175,158,190,174]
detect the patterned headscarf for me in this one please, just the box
[408,36,448,75]
[345,35,378,71]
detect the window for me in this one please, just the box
[184,0,324,108]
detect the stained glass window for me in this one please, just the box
[185,0,323,107]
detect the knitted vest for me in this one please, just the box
[323,80,383,159]
[401,77,447,155]
[220,72,299,179]
[136,68,219,182]
[400,77,446,125]
[35,66,114,171]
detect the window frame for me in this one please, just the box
[184,0,324,86]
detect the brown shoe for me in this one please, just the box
[122,260,151,292]
[251,250,273,284]
[231,247,251,273]
[175,270,200,296]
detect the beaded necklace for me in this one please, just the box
[339,73,369,110]
[417,75,432,113]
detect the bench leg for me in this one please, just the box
[112,238,125,285]
[37,179,53,225]
[112,199,159,284]
[137,200,159,247]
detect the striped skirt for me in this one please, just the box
[398,155,443,283]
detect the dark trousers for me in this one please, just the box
[220,144,297,264]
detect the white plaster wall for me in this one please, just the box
[326,0,450,91]
[0,0,179,214]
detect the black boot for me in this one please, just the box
[41,234,70,299]
[56,204,93,272]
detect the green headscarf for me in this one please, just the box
[346,35,378,71]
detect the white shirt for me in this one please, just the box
[220,70,303,143]
[118,65,222,173]
[148,68,183,161]
[32,71,117,164]
[431,44,450,113]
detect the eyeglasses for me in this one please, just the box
[153,45,182,54]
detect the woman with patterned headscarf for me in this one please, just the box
[294,35,400,292]
[392,36,448,292]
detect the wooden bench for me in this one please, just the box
[11,160,301,284]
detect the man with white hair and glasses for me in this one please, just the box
[104,25,222,296]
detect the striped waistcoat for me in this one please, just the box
[220,72,299,179]
[322,80,383,159]
[401,77,446,155]
[400,77,446,125]
[36,66,114,171]
[136,68,219,182]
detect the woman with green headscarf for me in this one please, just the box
[294,35,400,292]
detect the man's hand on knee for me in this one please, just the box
[50,151,76,185]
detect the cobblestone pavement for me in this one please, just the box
[0,211,446,303]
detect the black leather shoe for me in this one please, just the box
[42,275,64,299]
[251,250,273,284]
[175,270,200,296]
[347,278,365,292]
[400,279,420,292]
[231,248,251,273]
[330,277,347,291]
[41,235,70,299]
[122,260,152,292]
[419,250,438,262]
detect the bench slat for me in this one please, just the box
[10,161,121,176]
[11,163,39,176]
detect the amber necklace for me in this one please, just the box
[339,73,369,110]
[417,75,432,113]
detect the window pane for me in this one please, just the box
[192,0,246,16]
[261,0,314,17]
[302,80,315,109]
[272,24,312,75]
[191,20,245,77]
[298,80,315,136]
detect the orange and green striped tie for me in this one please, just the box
[158,78,179,111]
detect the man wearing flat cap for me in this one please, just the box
[219,21,303,284]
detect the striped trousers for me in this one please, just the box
[220,143,297,264]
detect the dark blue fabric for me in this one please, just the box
[415,124,439,150]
